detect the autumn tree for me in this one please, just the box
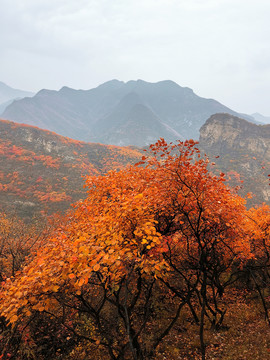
[0,212,66,359]
[243,204,270,325]
[0,212,53,281]
[135,139,252,359]
[0,139,252,360]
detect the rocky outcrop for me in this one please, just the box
[200,113,270,158]
[199,113,270,206]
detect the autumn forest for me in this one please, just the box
[1,135,270,360]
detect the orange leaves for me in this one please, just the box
[245,204,270,259]
[77,276,88,287]
[134,193,143,199]
[0,138,255,330]
[93,263,100,272]
[133,220,162,254]
[9,314,18,324]
[0,119,144,219]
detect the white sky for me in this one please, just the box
[1,0,270,115]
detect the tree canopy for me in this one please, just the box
[0,139,259,360]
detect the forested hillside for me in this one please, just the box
[0,119,142,217]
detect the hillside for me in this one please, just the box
[1,79,246,146]
[0,119,142,217]
[199,113,270,206]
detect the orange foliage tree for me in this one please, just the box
[0,139,252,360]
[0,212,68,359]
[0,212,51,281]
[243,204,270,325]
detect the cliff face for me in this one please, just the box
[200,113,270,157]
[199,113,270,206]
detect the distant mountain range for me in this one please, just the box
[0,81,34,113]
[1,79,253,146]
[199,113,270,206]
[251,112,270,124]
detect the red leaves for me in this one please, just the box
[0,138,253,333]
[0,120,144,217]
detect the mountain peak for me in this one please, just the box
[35,89,57,98]
[97,79,124,90]
[59,86,73,92]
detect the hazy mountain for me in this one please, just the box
[0,81,34,111]
[1,79,248,146]
[199,113,270,206]
[0,118,142,218]
[0,99,15,114]
[251,112,270,124]
[90,92,183,146]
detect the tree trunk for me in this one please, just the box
[200,272,207,360]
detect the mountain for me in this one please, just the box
[90,92,183,146]
[199,113,270,206]
[0,99,17,114]
[0,81,34,111]
[251,112,270,124]
[0,118,142,218]
[1,79,248,146]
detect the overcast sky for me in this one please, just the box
[1,0,270,115]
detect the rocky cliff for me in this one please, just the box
[199,113,270,206]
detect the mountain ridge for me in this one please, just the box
[0,81,34,108]
[1,79,251,146]
[251,112,270,124]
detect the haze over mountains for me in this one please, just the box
[1,79,252,147]
[0,82,35,114]
[1,79,270,208]
[251,112,270,124]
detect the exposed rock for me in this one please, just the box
[199,113,270,206]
